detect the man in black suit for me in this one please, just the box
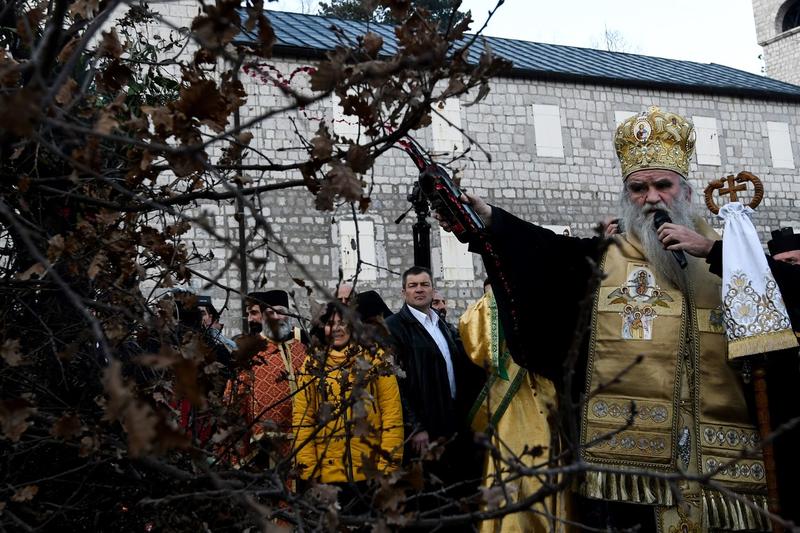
[385,266,483,514]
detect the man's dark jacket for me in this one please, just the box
[385,304,483,441]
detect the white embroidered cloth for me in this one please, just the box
[718,202,796,359]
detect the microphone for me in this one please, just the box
[653,210,688,269]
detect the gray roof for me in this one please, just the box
[242,10,800,101]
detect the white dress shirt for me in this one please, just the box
[407,305,456,398]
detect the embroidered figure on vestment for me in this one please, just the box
[607,265,674,340]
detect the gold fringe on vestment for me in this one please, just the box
[584,471,770,530]
[727,329,799,361]
[702,490,770,531]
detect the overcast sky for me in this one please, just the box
[266,0,765,75]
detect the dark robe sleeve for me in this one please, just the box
[471,206,602,384]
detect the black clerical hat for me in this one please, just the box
[247,290,289,309]
[356,290,392,320]
[768,227,800,256]
[196,295,219,320]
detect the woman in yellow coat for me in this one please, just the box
[293,303,403,506]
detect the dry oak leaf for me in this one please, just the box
[50,413,84,440]
[219,131,253,165]
[79,435,99,457]
[1,339,22,366]
[480,485,507,511]
[11,485,38,503]
[57,35,80,64]
[124,402,157,457]
[55,78,78,106]
[96,60,132,93]
[244,13,275,58]
[346,144,373,174]
[68,0,99,19]
[17,5,44,46]
[96,28,123,59]
[0,50,21,87]
[362,32,383,58]
[174,79,232,133]
[15,262,45,281]
[311,133,333,160]
[326,162,363,202]
[87,251,107,280]
[102,361,133,422]
[0,399,36,442]
[190,0,241,49]
[94,111,118,135]
[309,60,343,92]
[47,234,65,262]
[141,105,174,132]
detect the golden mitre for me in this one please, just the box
[614,106,696,180]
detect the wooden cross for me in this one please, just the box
[719,174,747,202]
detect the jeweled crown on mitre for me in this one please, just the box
[614,106,696,180]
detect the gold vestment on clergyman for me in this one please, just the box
[580,221,769,531]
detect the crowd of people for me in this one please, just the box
[164,106,799,532]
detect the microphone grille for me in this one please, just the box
[653,210,671,227]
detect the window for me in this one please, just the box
[431,98,464,160]
[767,121,795,169]
[438,228,474,281]
[338,220,377,281]
[614,110,638,128]
[532,104,564,158]
[782,0,800,32]
[692,116,722,166]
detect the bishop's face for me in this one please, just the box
[403,272,434,313]
[624,169,685,211]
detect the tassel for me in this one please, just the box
[663,479,674,506]
[762,495,771,531]
[608,473,618,501]
[619,472,628,501]
[709,491,721,529]
[630,474,640,502]
[642,476,656,504]
[736,497,745,531]
[722,493,733,531]
[743,494,755,530]
[701,491,711,531]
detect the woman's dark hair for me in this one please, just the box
[311,301,349,344]
[319,301,346,326]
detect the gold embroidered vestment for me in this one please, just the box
[580,224,769,531]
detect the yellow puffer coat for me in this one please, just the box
[292,345,403,483]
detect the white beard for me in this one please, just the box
[619,190,696,293]
[265,319,293,342]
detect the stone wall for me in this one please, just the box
[762,28,800,85]
[142,3,800,334]
[751,0,800,84]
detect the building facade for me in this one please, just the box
[752,0,800,84]
[145,7,800,332]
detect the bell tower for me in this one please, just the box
[752,0,800,84]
